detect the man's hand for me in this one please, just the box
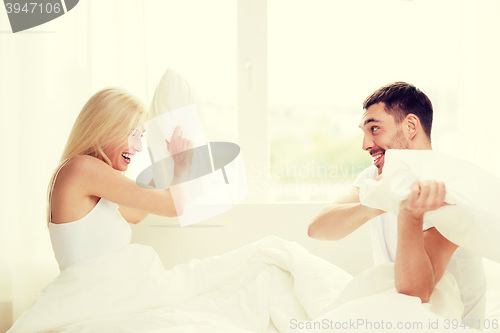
[399,180,447,221]
[395,179,457,303]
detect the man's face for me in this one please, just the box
[359,102,409,174]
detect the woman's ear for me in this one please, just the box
[405,114,419,140]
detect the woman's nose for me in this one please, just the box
[130,136,143,153]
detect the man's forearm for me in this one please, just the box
[308,203,383,241]
[395,211,435,302]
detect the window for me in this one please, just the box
[266,0,461,202]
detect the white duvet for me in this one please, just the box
[9,236,478,333]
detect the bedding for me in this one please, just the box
[485,290,500,333]
[484,259,500,333]
[8,236,481,333]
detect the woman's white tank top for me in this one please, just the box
[48,158,132,271]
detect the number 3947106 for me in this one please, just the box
[5,2,62,14]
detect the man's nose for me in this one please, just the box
[362,135,374,151]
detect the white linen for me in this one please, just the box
[485,290,500,333]
[8,236,476,333]
[358,149,500,264]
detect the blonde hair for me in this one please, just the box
[47,87,149,225]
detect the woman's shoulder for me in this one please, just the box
[57,155,109,185]
[51,155,108,224]
[66,155,108,171]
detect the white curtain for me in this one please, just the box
[0,0,148,327]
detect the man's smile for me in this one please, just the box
[371,150,385,166]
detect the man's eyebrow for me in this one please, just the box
[358,118,381,128]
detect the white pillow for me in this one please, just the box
[147,69,207,162]
[359,149,500,264]
[149,68,203,118]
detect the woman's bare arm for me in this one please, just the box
[118,176,160,223]
[66,154,190,218]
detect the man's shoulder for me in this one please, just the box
[354,165,378,185]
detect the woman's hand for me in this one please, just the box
[166,126,194,167]
[399,180,447,221]
[166,126,193,213]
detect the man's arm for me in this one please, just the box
[308,186,385,240]
[395,181,458,303]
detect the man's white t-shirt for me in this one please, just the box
[353,166,487,329]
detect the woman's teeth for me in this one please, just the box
[121,153,131,163]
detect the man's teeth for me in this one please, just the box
[372,154,383,161]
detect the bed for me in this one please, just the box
[0,237,476,332]
[7,205,500,332]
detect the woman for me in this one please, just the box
[47,87,193,271]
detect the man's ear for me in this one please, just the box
[405,114,419,140]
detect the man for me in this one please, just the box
[308,82,486,329]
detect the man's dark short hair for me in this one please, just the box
[363,82,433,139]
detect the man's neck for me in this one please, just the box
[412,143,432,150]
[409,136,432,150]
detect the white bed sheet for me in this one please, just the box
[8,236,485,333]
[484,258,500,333]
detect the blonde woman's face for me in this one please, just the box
[106,126,144,171]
